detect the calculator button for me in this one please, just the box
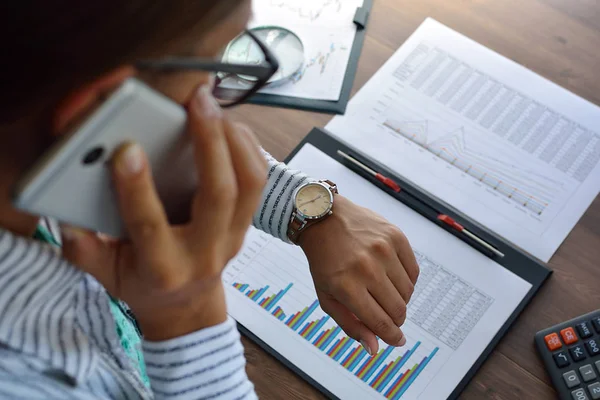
[571,345,588,362]
[578,322,594,339]
[555,351,571,368]
[589,382,600,400]
[592,317,600,334]
[596,360,600,374]
[563,328,580,345]
[580,365,597,382]
[572,388,590,400]
[545,333,563,351]
[586,339,600,357]
[564,370,581,388]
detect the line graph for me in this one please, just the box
[292,42,348,83]
[267,0,343,22]
[383,118,559,215]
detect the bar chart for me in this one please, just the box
[224,202,534,399]
[230,273,441,399]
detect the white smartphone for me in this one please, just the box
[13,78,197,238]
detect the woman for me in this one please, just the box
[0,0,419,398]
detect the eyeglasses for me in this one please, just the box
[136,30,279,108]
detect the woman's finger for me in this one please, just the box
[111,143,175,277]
[335,284,406,347]
[391,229,420,283]
[318,292,379,356]
[188,85,237,239]
[368,269,409,328]
[386,259,415,305]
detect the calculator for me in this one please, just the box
[535,310,600,400]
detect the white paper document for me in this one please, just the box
[326,18,600,262]
[247,0,363,100]
[224,144,531,400]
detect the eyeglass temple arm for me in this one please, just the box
[136,60,275,81]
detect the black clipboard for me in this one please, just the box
[236,127,552,400]
[245,1,372,115]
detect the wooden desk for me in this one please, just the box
[230,1,600,398]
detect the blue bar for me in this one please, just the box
[327,338,342,356]
[369,361,391,387]
[299,321,311,335]
[355,349,375,377]
[291,300,319,331]
[252,285,269,301]
[341,346,358,366]
[285,313,296,324]
[363,346,394,382]
[265,283,293,312]
[334,339,354,362]
[320,326,342,351]
[278,314,286,321]
[306,316,330,341]
[377,342,421,393]
[393,347,438,400]
[312,330,326,345]
[348,349,368,372]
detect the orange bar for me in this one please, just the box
[329,337,348,358]
[300,321,316,337]
[342,346,361,367]
[356,353,378,378]
[315,329,330,347]
[371,362,394,388]
[388,365,418,398]
[262,294,276,309]
[287,307,307,327]
[386,370,410,398]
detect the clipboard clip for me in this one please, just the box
[353,7,370,30]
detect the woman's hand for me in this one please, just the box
[61,85,267,340]
[299,196,419,356]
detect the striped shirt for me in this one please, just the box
[0,152,310,399]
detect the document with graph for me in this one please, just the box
[224,143,533,400]
[326,18,600,262]
[248,0,363,101]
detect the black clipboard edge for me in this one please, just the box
[317,130,549,283]
[244,0,373,115]
[236,322,338,399]
[235,127,552,400]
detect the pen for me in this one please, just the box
[337,150,505,259]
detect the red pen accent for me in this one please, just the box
[375,173,401,192]
[438,214,464,231]
[336,149,505,258]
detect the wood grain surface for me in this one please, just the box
[228,1,600,398]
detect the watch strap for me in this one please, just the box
[287,217,305,244]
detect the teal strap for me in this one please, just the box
[33,225,61,247]
[108,299,150,387]
[33,224,150,387]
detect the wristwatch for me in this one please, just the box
[287,180,338,244]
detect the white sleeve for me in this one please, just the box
[143,318,257,400]
[254,149,314,242]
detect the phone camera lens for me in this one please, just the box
[82,147,105,165]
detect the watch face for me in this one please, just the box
[295,183,333,219]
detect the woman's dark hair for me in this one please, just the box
[1,1,244,122]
